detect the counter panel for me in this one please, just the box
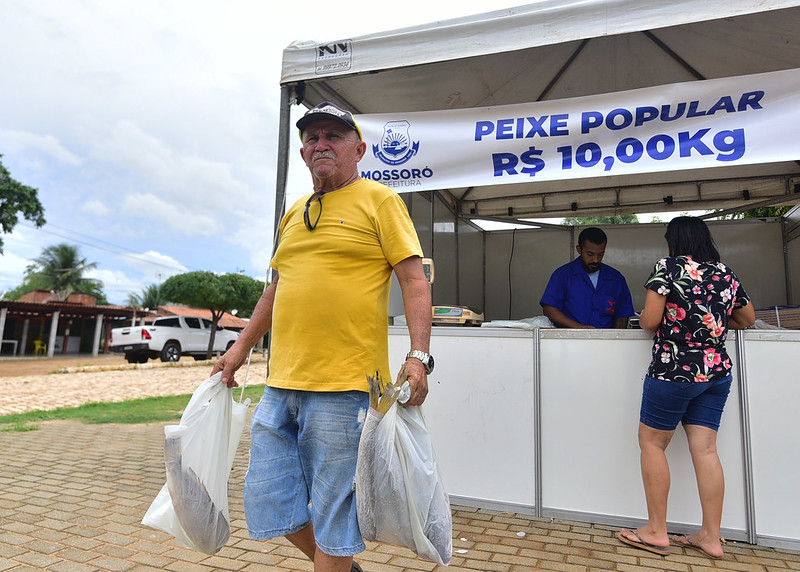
[741,333,800,546]
[389,327,537,509]
[539,331,747,536]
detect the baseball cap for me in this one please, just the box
[296,101,363,140]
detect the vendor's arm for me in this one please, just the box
[638,289,667,332]
[211,274,279,387]
[542,304,596,329]
[613,317,630,329]
[728,302,755,330]
[394,255,431,406]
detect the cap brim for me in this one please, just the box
[296,113,362,140]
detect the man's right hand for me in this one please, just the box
[211,343,249,388]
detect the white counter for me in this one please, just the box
[388,326,800,551]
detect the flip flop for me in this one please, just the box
[617,529,670,556]
[672,534,723,559]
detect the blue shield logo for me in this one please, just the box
[372,120,419,166]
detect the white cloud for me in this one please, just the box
[81,200,110,217]
[93,120,252,212]
[0,227,49,291]
[0,129,82,166]
[86,268,137,289]
[122,250,187,279]
[0,251,31,291]
[85,268,146,304]
[121,192,220,235]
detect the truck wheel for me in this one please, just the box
[160,341,181,362]
[135,354,149,363]
[125,353,143,364]
[226,341,235,351]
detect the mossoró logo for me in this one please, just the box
[372,120,419,166]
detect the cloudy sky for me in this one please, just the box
[0,0,526,304]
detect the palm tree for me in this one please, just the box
[127,283,162,309]
[25,243,102,301]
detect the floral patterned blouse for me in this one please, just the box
[644,255,750,383]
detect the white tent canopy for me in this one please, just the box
[276,0,800,225]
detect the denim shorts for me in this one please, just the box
[244,386,369,556]
[639,374,732,431]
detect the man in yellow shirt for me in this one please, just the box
[213,101,433,572]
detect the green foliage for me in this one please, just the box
[3,242,108,303]
[127,283,162,309]
[21,243,107,302]
[0,384,266,432]
[160,271,264,316]
[0,154,46,253]
[563,214,639,225]
[160,271,264,357]
[717,205,794,220]
[1,283,32,301]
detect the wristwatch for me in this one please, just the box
[406,350,434,374]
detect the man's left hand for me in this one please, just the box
[397,358,429,406]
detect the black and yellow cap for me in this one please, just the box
[296,101,363,140]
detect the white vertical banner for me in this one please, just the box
[354,68,800,193]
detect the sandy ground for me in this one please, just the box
[0,353,269,415]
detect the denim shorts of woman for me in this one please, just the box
[640,373,733,432]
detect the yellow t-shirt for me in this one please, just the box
[268,178,423,392]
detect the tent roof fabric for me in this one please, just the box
[279,0,800,220]
[281,0,800,87]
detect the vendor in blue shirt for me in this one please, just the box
[540,227,635,329]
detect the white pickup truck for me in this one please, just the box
[109,316,239,364]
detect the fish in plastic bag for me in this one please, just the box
[356,373,452,565]
[164,433,230,553]
[142,372,249,554]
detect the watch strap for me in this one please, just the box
[406,350,433,374]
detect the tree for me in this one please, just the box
[160,271,265,359]
[0,154,46,253]
[21,243,107,303]
[718,205,794,219]
[127,283,162,309]
[562,214,639,225]
[1,283,31,301]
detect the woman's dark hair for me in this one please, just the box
[664,216,720,262]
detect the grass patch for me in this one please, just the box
[0,384,266,432]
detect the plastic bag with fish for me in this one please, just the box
[142,372,250,554]
[355,373,452,565]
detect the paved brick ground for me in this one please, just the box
[2,417,799,571]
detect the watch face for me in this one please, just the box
[426,354,434,373]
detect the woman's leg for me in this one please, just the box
[621,422,675,548]
[681,423,725,558]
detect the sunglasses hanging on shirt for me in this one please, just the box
[303,192,324,231]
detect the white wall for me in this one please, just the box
[408,200,790,322]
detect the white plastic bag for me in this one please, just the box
[355,375,452,565]
[142,372,250,554]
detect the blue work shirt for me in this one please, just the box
[540,257,635,328]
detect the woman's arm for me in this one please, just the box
[639,289,667,332]
[728,303,756,330]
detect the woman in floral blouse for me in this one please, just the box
[618,217,755,559]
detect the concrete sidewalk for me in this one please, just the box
[1,420,798,572]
